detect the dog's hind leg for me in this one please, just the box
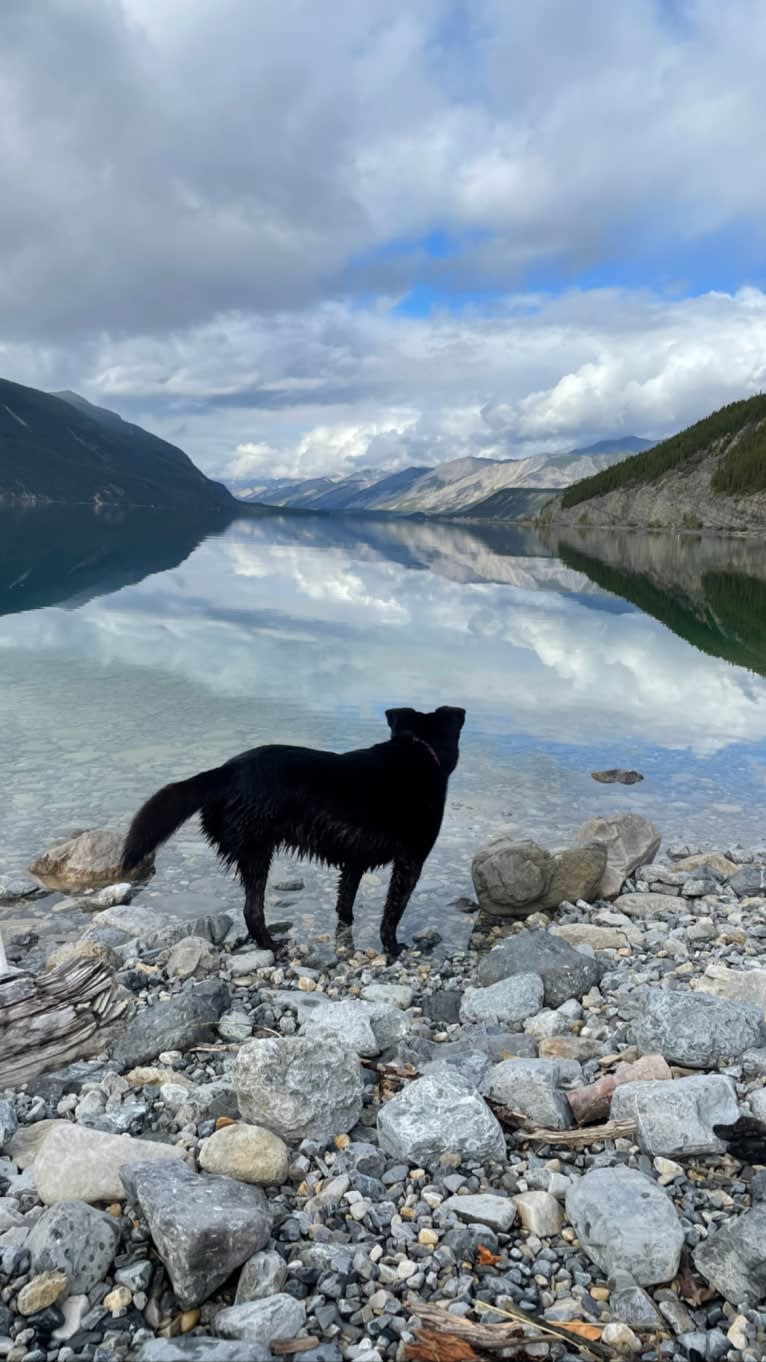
[380,858,423,959]
[336,863,363,927]
[238,850,276,953]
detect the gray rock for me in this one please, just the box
[566,1166,684,1286]
[361,983,413,1010]
[235,1249,288,1303]
[274,994,407,1056]
[377,1072,505,1168]
[111,979,230,1067]
[697,964,766,1017]
[233,1035,363,1143]
[215,1295,306,1349]
[729,865,766,897]
[121,1159,270,1309]
[0,873,45,901]
[33,1122,183,1203]
[26,1200,120,1293]
[471,837,606,918]
[183,1079,240,1123]
[575,813,661,898]
[694,1202,766,1306]
[139,1345,247,1361]
[484,1058,574,1130]
[167,936,219,980]
[630,988,764,1067]
[87,881,134,907]
[460,973,544,1026]
[229,948,275,974]
[217,1010,253,1043]
[0,1099,17,1151]
[608,1270,664,1329]
[610,1074,739,1157]
[477,929,601,1005]
[24,1060,115,1105]
[441,1193,516,1232]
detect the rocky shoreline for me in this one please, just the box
[1,820,766,1362]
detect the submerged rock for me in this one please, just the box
[29,827,152,890]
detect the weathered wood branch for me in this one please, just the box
[0,956,133,1087]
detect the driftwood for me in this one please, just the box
[0,956,133,1087]
[407,1301,612,1361]
[518,1118,637,1147]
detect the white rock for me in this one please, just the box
[33,1123,182,1204]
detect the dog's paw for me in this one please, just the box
[382,939,405,961]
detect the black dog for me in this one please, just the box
[120,705,465,957]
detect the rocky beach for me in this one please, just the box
[1,815,766,1362]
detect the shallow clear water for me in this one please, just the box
[2,508,766,950]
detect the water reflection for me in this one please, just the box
[552,527,766,680]
[2,511,766,904]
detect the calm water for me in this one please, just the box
[2,508,766,951]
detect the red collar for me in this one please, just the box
[412,736,441,768]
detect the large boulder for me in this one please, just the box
[121,1160,270,1309]
[471,838,606,919]
[575,814,660,898]
[377,1073,505,1168]
[33,1123,183,1204]
[566,1166,683,1286]
[26,1200,120,1293]
[233,1036,363,1144]
[610,1074,739,1157]
[111,979,230,1068]
[477,929,601,1005]
[630,988,764,1068]
[29,828,152,890]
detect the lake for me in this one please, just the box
[2,507,766,953]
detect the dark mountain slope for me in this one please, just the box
[0,378,233,510]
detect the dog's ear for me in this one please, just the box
[385,707,418,735]
[435,706,466,735]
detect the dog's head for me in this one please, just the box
[385,705,466,773]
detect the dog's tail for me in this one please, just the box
[121,765,228,875]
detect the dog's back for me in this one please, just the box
[202,738,447,872]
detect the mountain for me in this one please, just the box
[234,439,649,518]
[544,397,766,532]
[0,379,234,511]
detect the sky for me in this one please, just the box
[2,0,766,482]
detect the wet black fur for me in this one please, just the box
[120,706,465,956]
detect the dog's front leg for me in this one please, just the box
[336,864,363,927]
[380,858,422,958]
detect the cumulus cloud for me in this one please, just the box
[2,0,766,475]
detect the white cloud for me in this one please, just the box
[2,1,766,474]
